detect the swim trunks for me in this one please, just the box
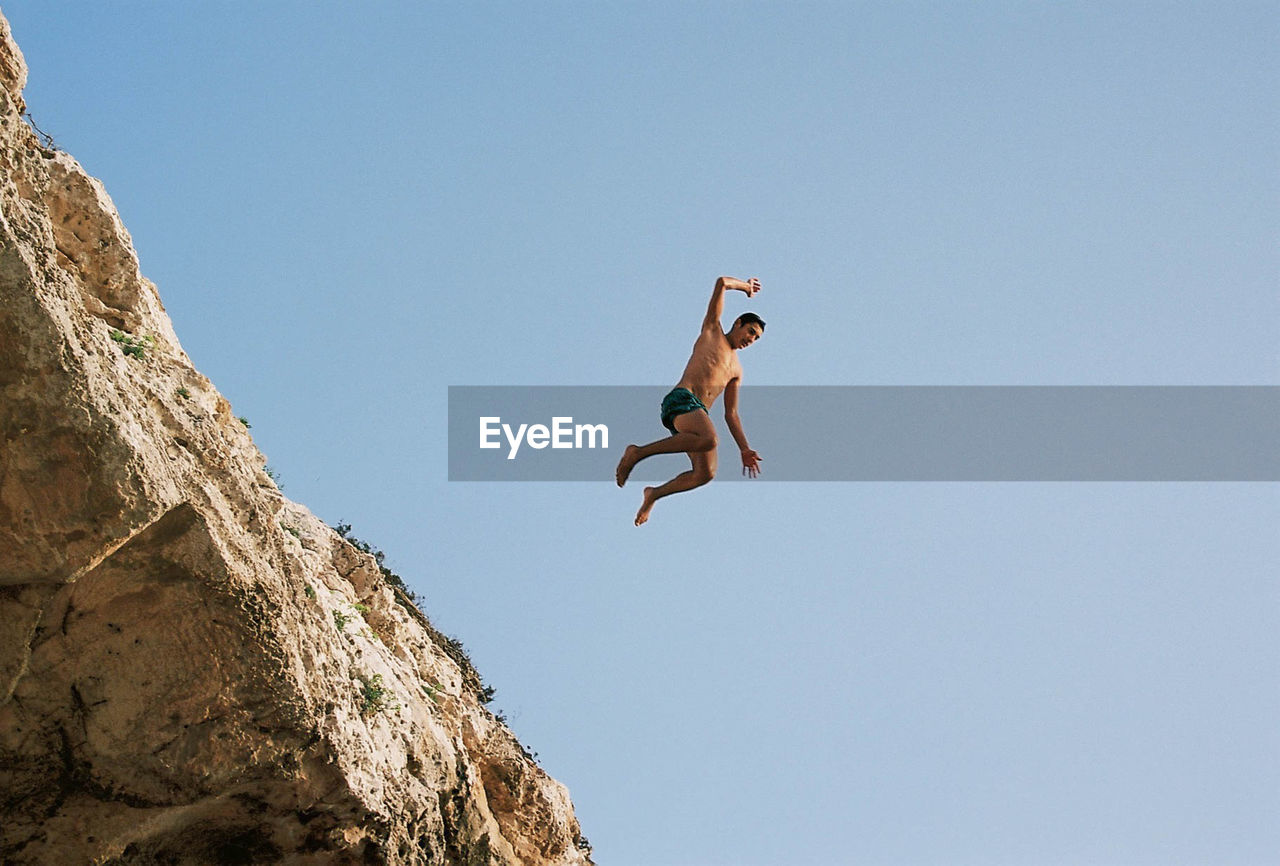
[660,387,708,434]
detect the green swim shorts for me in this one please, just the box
[660,387,708,434]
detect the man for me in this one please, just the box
[615,275,765,525]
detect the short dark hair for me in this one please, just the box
[736,312,766,332]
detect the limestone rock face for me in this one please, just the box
[0,13,592,865]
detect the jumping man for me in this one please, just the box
[615,275,765,525]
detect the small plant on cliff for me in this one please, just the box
[264,465,282,488]
[332,522,500,705]
[110,329,154,360]
[356,672,399,716]
[332,523,420,604]
[332,604,372,635]
[238,416,252,428]
[304,583,316,599]
[22,110,57,152]
[439,631,498,705]
[175,386,191,400]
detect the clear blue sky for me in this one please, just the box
[7,2,1277,863]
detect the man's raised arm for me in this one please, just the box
[703,275,761,330]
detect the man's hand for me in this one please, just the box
[707,276,761,329]
[740,448,763,478]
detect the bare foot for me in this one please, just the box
[615,444,640,487]
[634,487,657,526]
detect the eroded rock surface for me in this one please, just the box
[0,13,592,865]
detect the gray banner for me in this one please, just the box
[448,386,1280,481]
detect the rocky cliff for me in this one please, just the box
[0,14,592,865]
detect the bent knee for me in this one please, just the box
[693,465,716,485]
[692,433,718,452]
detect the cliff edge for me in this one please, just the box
[0,13,592,865]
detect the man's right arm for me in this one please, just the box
[703,276,761,330]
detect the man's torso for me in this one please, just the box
[677,326,741,407]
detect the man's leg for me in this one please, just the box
[616,408,716,487]
[635,446,716,526]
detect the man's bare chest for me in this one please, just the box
[690,339,739,381]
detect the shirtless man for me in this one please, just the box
[615,276,765,525]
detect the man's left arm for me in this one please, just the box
[723,378,763,478]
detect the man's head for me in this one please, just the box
[728,312,766,349]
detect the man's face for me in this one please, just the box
[730,321,763,350]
